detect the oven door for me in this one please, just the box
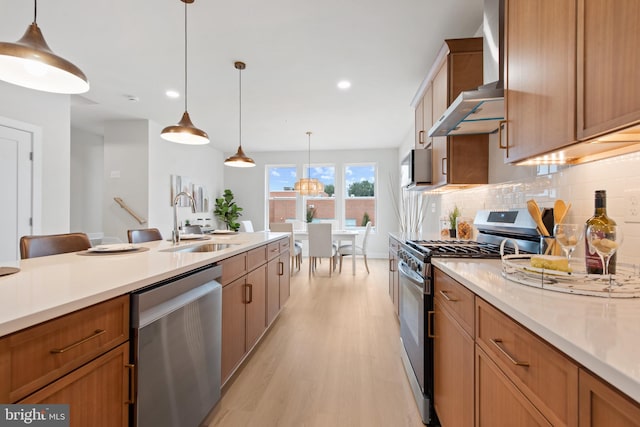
[399,259,425,392]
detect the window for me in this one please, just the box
[304,164,336,224]
[344,163,376,229]
[267,165,297,224]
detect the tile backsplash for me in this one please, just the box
[438,151,640,264]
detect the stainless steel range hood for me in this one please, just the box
[428,0,504,138]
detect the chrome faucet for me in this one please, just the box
[173,191,197,244]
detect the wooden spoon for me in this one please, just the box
[526,199,550,236]
[554,200,567,226]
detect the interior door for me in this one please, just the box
[0,125,32,262]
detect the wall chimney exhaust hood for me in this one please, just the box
[428,0,504,138]
[428,82,503,137]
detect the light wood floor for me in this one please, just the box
[205,258,424,427]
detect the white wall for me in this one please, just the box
[0,81,71,233]
[70,127,104,234]
[148,122,224,239]
[224,148,399,258]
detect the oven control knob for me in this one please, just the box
[409,259,418,270]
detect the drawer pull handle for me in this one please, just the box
[490,338,529,367]
[50,329,106,354]
[125,363,135,404]
[427,310,435,338]
[439,290,457,302]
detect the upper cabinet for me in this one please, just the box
[504,0,640,164]
[577,0,640,140]
[414,38,489,189]
[503,0,577,163]
[415,84,433,149]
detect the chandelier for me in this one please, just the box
[294,131,324,196]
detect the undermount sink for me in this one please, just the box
[163,243,241,253]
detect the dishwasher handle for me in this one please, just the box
[135,280,221,329]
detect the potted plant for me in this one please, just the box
[214,189,243,231]
[448,205,461,238]
[306,206,316,223]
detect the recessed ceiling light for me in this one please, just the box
[165,89,180,98]
[337,80,351,90]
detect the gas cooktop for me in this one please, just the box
[406,239,518,258]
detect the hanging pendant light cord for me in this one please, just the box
[33,0,37,23]
[183,0,188,112]
[238,65,242,148]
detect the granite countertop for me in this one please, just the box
[432,258,640,404]
[0,232,287,336]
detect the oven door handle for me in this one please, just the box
[398,261,425,290]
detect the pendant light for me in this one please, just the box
[0,0,89,94]
[161,0,209,145]
[224,61,255,167]
[294,132,324,196]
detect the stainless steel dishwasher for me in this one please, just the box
[131,264,222,427]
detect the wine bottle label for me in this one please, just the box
[585,236,603,274]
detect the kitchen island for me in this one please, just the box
[0,231,290,426]
[433,258,640,424]
[0,231,287,336]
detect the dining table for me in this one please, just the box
[293,229,359,275]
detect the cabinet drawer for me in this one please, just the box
[476,298,578,426]
[389,237,399,252]
[19,343,130,427]
[220,252,247,285]
[247,246,267,271]
[0,295,129,402]
[267,242,280,260]
[434,269,474,336]
[279,237,290,252]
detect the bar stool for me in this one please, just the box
[20,233,92,259]
[127,228,163,244]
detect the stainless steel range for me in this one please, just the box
[398,208,542,425]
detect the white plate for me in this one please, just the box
[212,230,238,235]
[179,234,206,240]
[89,244,138,252]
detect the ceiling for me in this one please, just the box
[0,0,484,153]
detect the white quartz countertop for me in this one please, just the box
[0,232,287,336]
[432,258,640,404]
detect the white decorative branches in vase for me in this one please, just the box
[389,174,429,236]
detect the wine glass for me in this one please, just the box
[553,223,584,263]
[586,224,623,276]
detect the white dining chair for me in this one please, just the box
[269,222,302,271]
[307,223,337,277]
[338,221,372,273]
[239,220,254,232]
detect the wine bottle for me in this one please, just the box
[585,190,616,274]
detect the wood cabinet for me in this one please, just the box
[476,298,578,426]
[221,276,247,383]
[388,236,399,316]
[245,265,267,352]
[579,369,640,427]
[19,343,130,427]
[415,84,433,149]
[266,239,289,326]
[577,0,640,140]
[476,345,552,426]
[433,269,474,427]
[503,0,576,163]
[0,296,131,426]
[416,38,489,188]
[220,238,289,384]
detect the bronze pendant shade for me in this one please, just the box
[294,132,324,196]
[0,1,89,94]
[161,0,209,145]
[225,61,255,167]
